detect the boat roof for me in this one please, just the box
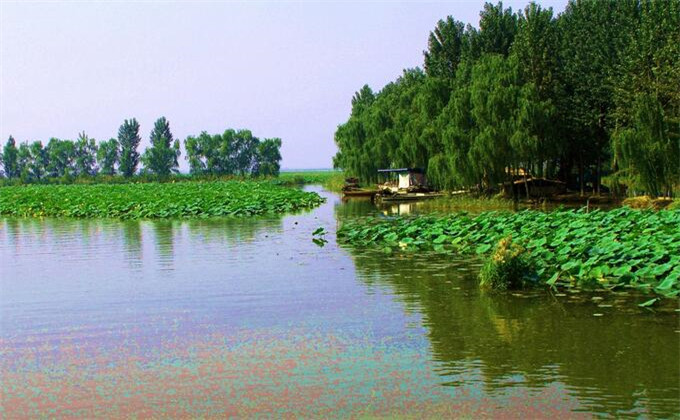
[377,168,424,174]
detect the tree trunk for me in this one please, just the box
[595,154,601,196]
[579,152,584,197]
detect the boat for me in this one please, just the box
[374,168,443,202]
[341,177,378,199]
[376,192,445,202]
[342,189,378,198]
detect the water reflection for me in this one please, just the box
[1,190,678,418]
[345,250,680,417]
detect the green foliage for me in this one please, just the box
[2,120,283,185]
[46,138,76,178]
[423,17,467,79]
[142,117,179,177]
[184,129,282,177]
[338,207,680,297]
[479,237,534,290]
[74,132,98,177]
[476,1,518,57]
[2,136,20,179]
[613,93,678,197]
[0,181,325,219]
[274,170,344,191]
[28,141,48,181]
[118,118,141,178]
[254,138,282,177]
[333,0,679,198]
[97,138,119,176]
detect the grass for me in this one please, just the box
[338,207,680,298]
[274,170,345,191]
[0,181,325,219]
[419,194,518,213]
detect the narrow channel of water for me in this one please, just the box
[1,186,678,417]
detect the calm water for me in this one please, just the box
[1,187,678,418]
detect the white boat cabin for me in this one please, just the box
[378,168,426,192]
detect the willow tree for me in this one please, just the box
[333,85,376,181]
[611,0,680,196]
[511,2,561,177]
[613,94,677,197]
[559,0,638,193]
[468,54,518,188]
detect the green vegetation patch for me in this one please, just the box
[479,237,535,291]
[274,171,344,191]
[338,208,680,297]
[0,181,325,219]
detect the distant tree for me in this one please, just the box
[28,141,48,180]
[2,136,19,179]
[118,118,141,177]
[46,138,76,178]
[231,129,259,175]
[254,138,282,176]
[97,138,119,176]
[74,132,98,176]
[142,117,179,176]
[184,134,205,174]
[17,143,32,182]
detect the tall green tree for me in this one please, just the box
[424,17,467,80]
[229,129,259,175]
[74,132,98,176]
[142,117,179,176]
[97,138,119,176]
[28,141,48,181]
[468,54,518,188]
[46,138,75,178]
[118,118,141,178]
[613,93,678,197]
[477,2,518,57]
[558,0,638,193]
[2,136,19,179]
[17,143,32,182]
[254,138,282,176]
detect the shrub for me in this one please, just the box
[479,237,534,291]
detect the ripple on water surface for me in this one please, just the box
[1,187,678,418]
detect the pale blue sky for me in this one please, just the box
[0,0,567,170]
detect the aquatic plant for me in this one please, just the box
[0,181,325,219]
[338,207,680,297]
[479,237,535,291]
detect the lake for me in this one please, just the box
[1,186,678,418]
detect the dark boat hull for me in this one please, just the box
[342,190,378,198]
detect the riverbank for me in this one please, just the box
[274,170,344,191]
[338,207,680,299]
[0,181,325,219]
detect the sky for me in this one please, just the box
[0,0,567,170]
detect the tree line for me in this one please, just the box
[0,117,283,183]
[333,0,679,197]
